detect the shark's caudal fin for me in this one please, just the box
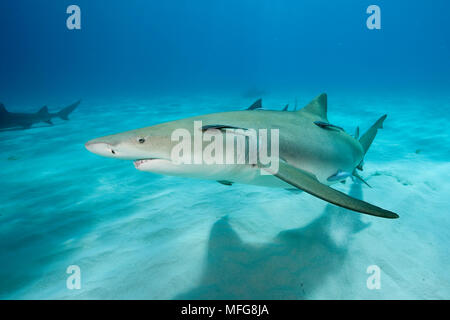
[57,100,81,120]
[359,115,387,155]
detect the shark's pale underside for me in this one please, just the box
[85,94,399,219]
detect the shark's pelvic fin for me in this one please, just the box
[247,98,262,110]
[266,161,399,219]
[299,93,328,121]
[359,114,387,154]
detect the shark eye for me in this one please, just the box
[138,137,146,144]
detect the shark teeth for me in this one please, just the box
[133,158,158,168]
[134,159,148,168]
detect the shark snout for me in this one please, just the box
[85,140,117,158]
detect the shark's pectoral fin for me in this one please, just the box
[267,161,398,219]
[45,120,53,125]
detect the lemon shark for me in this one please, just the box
[0,100,81,129]
[85,93,399,219]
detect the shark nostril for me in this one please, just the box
[111,149,116,155]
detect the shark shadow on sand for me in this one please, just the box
[175,182,370,299]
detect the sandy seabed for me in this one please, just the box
[0,90,449,299]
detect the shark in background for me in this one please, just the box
[0,100,81,130]
[85,93,399,219]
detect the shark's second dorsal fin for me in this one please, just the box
[299,93,328,120]
[247,98,262,110]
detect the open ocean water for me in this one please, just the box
[0,1,449,299]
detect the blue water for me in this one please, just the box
[0,1,449,299]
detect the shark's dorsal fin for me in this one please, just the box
[282,104,289,111]
[0,103,7,114]
[247,98,262,110]
[299,93,328,120]
[37,106,49,115]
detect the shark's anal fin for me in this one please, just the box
[267,162,399,219]
[314,121,344,132]
[247,98,262,110]
[217,180,233,186]
[201,124,247,132]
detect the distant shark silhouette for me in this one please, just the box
[0,100,81,130]
[175,182,370,299]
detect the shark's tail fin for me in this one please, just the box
[359,114,387,155]
[57,100,81,120]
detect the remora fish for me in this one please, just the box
[85,93,399,219]
[0,100,81,129]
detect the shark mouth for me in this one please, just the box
[133,158,170,169]
[133,159,157,169]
